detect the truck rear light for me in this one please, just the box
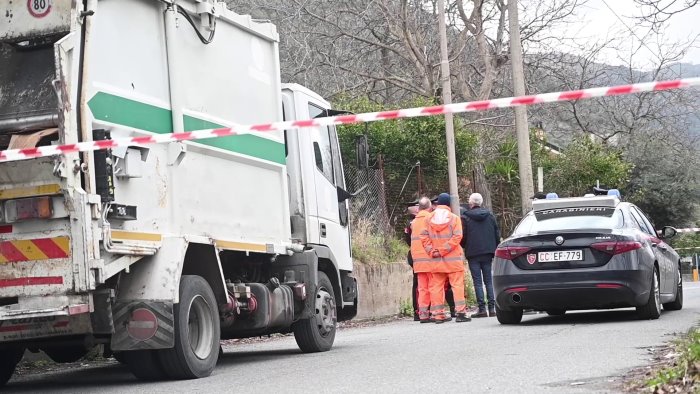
[4,197,53,222]
[590,241,642,255]
[495,246,531,260]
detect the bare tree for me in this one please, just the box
[634,0,699,31]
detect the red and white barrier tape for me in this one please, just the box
[1,77,699,163]
[676,228,700,234]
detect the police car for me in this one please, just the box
[492,190,682,324]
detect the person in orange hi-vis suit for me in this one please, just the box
[420,193,471,323]
[409,197,435,323]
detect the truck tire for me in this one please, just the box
[43,346,88,363]
[293,272,336,353]
[0,348,23,386]
[157,275,220,379]
[123,350,167,381]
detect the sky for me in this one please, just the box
[566,0,700,68]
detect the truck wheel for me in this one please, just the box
[158,275,220,379]
[123,350,167,381]
[43,346,88,363]
[293,271,336,353]
[0,348,23,386]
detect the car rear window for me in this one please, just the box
[513,207,624,236]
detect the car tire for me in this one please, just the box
[496,306,523,324]
[293,272,336,353]
[663,268,683,311]
[545,309,566,316]
[158,275,221,379]
[637,267,661,320]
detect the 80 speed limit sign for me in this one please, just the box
[27,0,52,18]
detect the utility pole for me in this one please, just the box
[438,0,460,214]
[508,0,534,214]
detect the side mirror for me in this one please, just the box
[337,184,368,203]
[356,131,369,170]
[660,226,678,240]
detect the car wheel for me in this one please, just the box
[663,267,683,311]
[496,306,523,324]
[545,309,566,316]
[637,267,661,320]
[293,272,337,352]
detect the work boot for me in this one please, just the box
[473,309,488,318]
[434,317,449,324]
[420,319,432,324]
[455,313,471,323]
[488,307,496,317]
[414,315,421,322]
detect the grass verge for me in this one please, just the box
[625,327,700,393]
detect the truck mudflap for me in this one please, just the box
[111,301,175,351]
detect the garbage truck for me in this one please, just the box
[0,0,359,383]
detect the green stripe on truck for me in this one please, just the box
[88,92,286,165]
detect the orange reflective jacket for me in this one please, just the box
[420,205,464,273]
[410,210,432,273]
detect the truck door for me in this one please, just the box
[306,102,352,271]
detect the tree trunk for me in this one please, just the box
[473,160,492,210]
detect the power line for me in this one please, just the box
[600,0,681,77]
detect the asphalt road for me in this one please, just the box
[6,282,700,394]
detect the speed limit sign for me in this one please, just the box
[27,0,52,18]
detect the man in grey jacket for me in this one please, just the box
[460,193,500,318]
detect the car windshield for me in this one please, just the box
[513,207,624,236]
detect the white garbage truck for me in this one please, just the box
[0,0,360,383]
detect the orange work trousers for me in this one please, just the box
[429,271,466,321]
[416,273,432,320]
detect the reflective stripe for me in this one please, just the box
[442,256,464,262]
[454,300,466,306]
[412,257,432,263]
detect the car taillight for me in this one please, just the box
[495,246,531,260]
[590,241,643,255]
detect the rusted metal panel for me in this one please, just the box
[0,44,57,125]
[0,0,72,43]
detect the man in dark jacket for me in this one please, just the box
[461,193,500,318]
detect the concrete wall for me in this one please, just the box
[355,261,413,320]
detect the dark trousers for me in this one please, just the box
[412,273,455,316]
[468,255,495,311]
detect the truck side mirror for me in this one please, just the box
[356,134,369,170]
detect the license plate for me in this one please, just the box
[537,250,584,262]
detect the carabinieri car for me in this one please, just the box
[493,193,682,324]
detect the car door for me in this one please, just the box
[630,206,672,294]
[634,207,675,294]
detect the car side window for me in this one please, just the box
[629,207,654,236]
[634,207,657,236]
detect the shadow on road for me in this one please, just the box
[218,347,302,366]
[6,364,138,392]
[518,309,668,326]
